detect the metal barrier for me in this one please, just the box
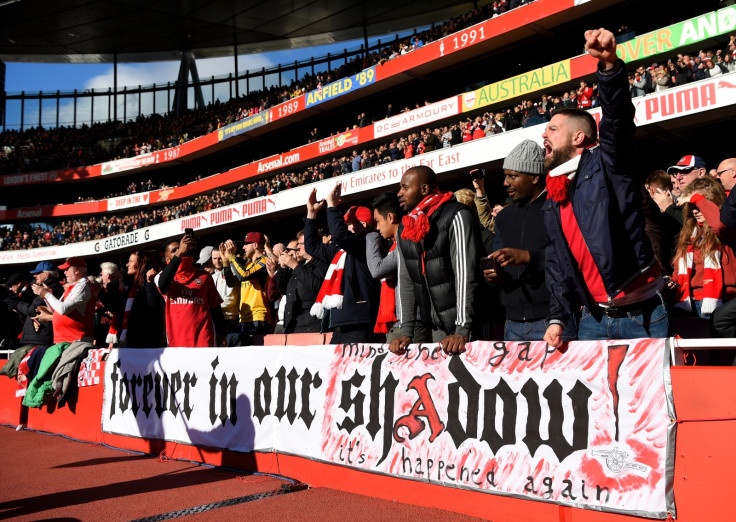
[670,338,736,366]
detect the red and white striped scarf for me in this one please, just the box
[310,249,347,319]
[674,230,723,314]
[374,243,398,334]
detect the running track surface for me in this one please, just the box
[0,426,487,521]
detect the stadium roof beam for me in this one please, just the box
[172,51,206,115]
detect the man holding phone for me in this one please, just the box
[157,233,225,347]
[484,139,576,342]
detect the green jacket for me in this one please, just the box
[22,342,69,408]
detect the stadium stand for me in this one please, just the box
[1,10,734,253]
[2,2,736,521]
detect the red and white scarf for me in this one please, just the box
[546,153,583,204]
[310,249,347,319]
[674,229,723,314]
[374,243,398,334]
[401,190,453,242]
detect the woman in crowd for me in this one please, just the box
[114,251,166,348]
[723,52,736,73]
[672,177,736,319]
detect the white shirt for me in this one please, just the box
[212,268,240,321]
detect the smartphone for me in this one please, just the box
[480,257,497,270]
[663,275,679,287]
[184,227,195,237]
[470,168,486,180]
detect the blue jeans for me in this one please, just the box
[693,300,712,319]
[505,317,577,342]
[578,294,669,340]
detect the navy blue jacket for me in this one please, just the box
[304,208,380,329]
[722,189,736,241]
[542,60,656,325]
[493,191,550,322]
[5,280,63,346]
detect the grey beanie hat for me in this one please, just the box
[502,139,545,175]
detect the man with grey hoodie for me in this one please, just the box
[366,192,432,344]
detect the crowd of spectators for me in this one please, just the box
[2,30,735,252]
[2,29,735,385]
[2,151,734,351]
[628,35,736,94]
[0,0,538,177]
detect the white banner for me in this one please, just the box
[101,149,176,175]
[634,73,736,124]
[107,191,152,211]
[374,97,460,138]
[102,339,674,519]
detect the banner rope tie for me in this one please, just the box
[673,335,699,366]
[158,443,176,463]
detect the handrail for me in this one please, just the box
[3,36,402,100]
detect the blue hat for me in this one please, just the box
[667,155,706,174]
[30,261,56,274]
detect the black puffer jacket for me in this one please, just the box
[397,199,486,337]
[276,259,327,333]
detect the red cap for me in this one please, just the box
[344,206,375,225]
[243,232,265,245]
[58,256,86,270]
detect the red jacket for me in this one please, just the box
[577,86,594,108]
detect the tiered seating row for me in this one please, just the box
[1,68,735,264]
[2,5,733,222]
[0,0,591,190]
